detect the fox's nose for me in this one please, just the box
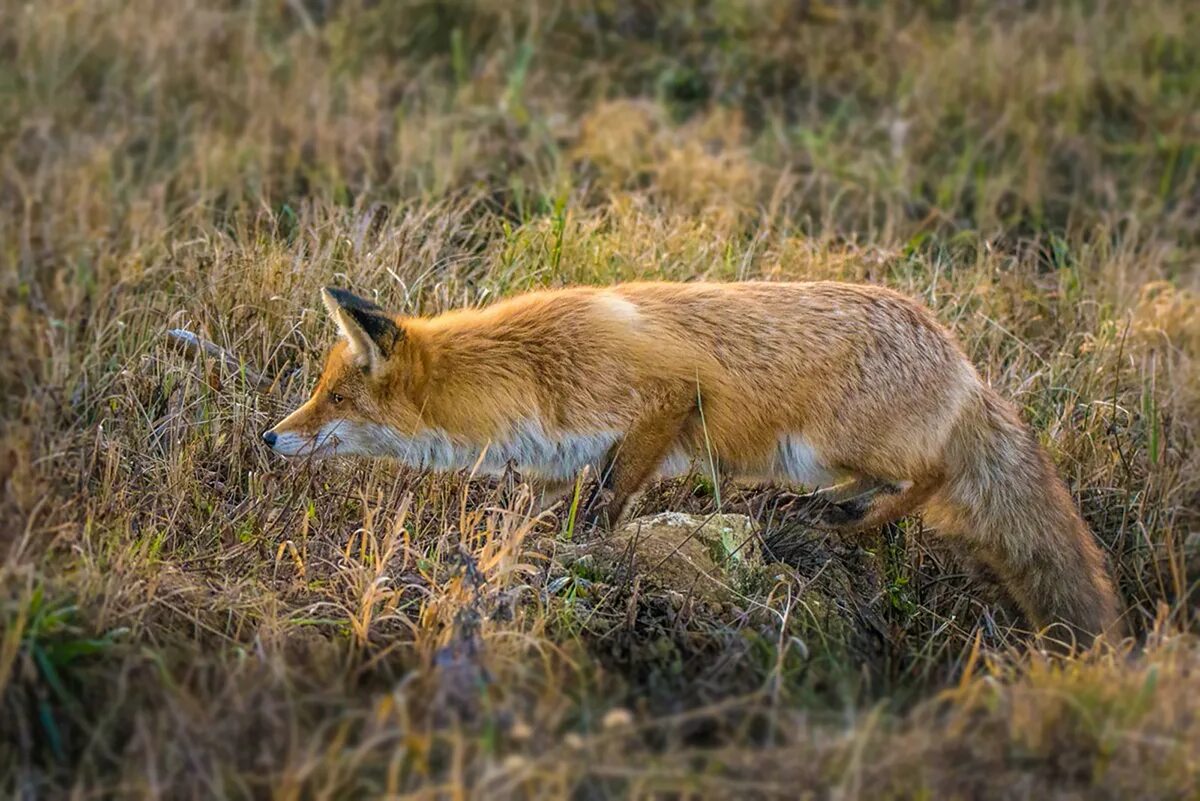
[262,430,278,447]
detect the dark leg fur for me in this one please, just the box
[583,389,695,528]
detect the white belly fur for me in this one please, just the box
[656,447,696,478]
[655,433,836,489]
[773,434,838,487]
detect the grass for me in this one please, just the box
[1,0,1198,797]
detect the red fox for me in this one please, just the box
[265,282,1122,642]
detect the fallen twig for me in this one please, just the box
[165,328,274,392]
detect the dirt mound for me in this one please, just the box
[541,513,889,671]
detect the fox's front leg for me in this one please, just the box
[529,478,578,516]
[584,392,695,527]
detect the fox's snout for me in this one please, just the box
[262,426,308,457]
[261,422,329,458]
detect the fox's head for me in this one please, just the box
[263,288,426,458]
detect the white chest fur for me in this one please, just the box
[319,419,621,480]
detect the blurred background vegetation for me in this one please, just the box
[1,1,1198,797]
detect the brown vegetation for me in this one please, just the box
[2,1,1198,798]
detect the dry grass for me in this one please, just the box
[2,0,1199,798]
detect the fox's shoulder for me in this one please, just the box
[415,286,595,330]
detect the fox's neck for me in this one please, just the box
[404,319,539,440]
[379,318,621,479]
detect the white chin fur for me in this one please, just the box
[272,418,622,480]
[270,424,338,458]
[274,420,415,460]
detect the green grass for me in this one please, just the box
[2,0,1198,797]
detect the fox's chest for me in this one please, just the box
[383,423,622,481]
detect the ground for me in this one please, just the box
[1,1,1199,798]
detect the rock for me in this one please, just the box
[562,512,760,606]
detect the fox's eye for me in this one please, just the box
[330,392,344,405]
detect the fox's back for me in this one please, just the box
[435,280,977,407]
[612,280,962,373]
[455,281,964,370]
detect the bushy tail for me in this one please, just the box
[924,388,1123,644]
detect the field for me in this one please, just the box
[2,1,1199,798]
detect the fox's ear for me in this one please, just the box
[320,287,403,373]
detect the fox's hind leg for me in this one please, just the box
[785,476,942,532]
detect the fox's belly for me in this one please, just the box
[656,433,838,489]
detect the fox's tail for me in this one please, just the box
[924,387,1123,644]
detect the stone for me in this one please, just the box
[563,512,760,605]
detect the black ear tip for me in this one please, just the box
[322,286,385,315]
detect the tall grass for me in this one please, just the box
[2,0,1198,797]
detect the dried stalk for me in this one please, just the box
[165,328,274,392]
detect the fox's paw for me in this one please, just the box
[581,487,618,529]
[778,491,865,530]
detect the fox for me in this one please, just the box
[264,281,1123,643]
